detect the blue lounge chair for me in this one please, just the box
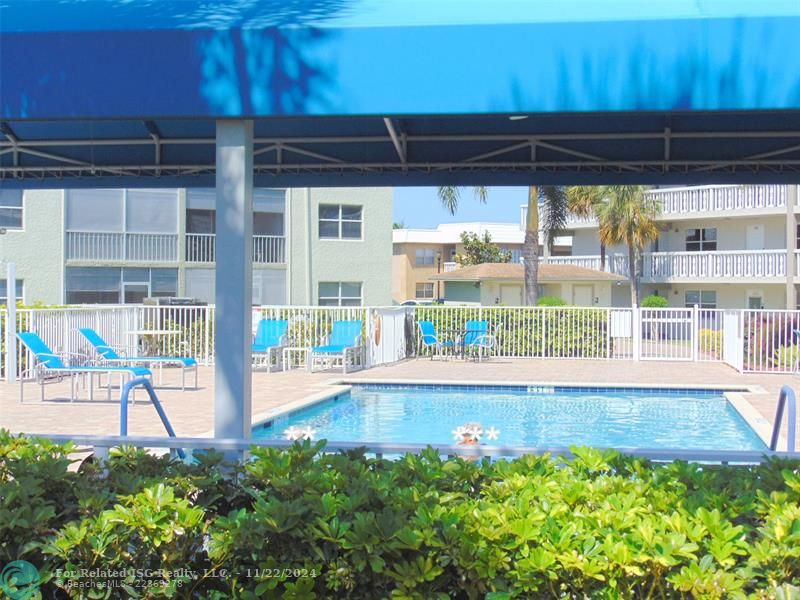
[79,328,197,390]
[418,320,455,360]
[462,320,497,361]
[252,318,289,372]
[310,320,365,373]
[17,331,151,402]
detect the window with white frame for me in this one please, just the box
[319,204,362,239]
[416,283,434,299]
[685,228,717,251]
[684,290,716,308]
[415,248,436,266]
[318,282,362,306]
[0,279,23,304]
[0,189,23,229]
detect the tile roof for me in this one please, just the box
[429,262,627,282]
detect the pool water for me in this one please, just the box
[253,384,767,451]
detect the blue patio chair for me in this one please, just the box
[310,320,365,373]
[418,320,455,360]
[252,318,289,372]
[17,331,151,403]
[79,328,197,390]
[462,320,497,361]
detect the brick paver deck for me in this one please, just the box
[2,359,798,449]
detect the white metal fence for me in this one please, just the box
[185,233,286,264]
[2,304,800,379]
[66,231,179,262]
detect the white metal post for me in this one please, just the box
[5,262,17,383]
[632,307,641,361]
[691,304,699,362]
[214,120,254,445]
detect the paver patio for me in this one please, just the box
[2,359,799,450]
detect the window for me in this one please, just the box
[416,283,434,299]
[0,189,23,229]
[415,248,436,266]
[319,204,362,239]
[685,228,717,251]
[684,290,717,308]
[186,209,215,234]
[0,279,23,304]
[65,267,177,304]
[318,282,362,306]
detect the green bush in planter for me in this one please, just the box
[535,296,567,306]
[641,295,669,308]
[4,432,800,598]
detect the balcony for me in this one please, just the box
[66,231,178,262]
[185,233,286,264]
[562,184,792,227]
[549,250,788,281]
[442,261,458,272]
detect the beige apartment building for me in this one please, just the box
[392,222,570,303]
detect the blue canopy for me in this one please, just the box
[1,0,799,186]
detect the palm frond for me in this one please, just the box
[437,186,461,215]
[473,186,489,203]
[539,185,569,249]
[566,186,606,218]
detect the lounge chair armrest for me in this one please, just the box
[97,344,130,357]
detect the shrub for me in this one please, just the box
[415,307,610,358]
[641,294,669,308]
[536,296,567,306]
[698,328,723,359]
[773,345,799,369]
[3,433,800,598]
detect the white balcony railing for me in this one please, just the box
[546,254,630,276]
[66,231,178,262]
[643,250,786,280]
[185,233,286,264]
[550,250,787,280]
[562,184,791,227]
[442,261,458,272]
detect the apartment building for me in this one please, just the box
[392,222,571,303]
[0,187,393,306]
[544,184,800,309]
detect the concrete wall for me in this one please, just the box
[655,216,785,252]
[642,283,786,309]
[289,187,393,306]
[391,242,442,303]
[1,189,65,304]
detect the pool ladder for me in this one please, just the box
[770,385,797,453]
[119,377,185,459]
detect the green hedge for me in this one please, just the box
[416,308,611,358]
[2,432,799,598]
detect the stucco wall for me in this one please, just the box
[642,283,786,309]
[655,216,785,252]
[1,189,64,304]
[443,281,481,305]
[289,187,393,306]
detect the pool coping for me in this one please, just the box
[241,377,779,451]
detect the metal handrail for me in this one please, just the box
[119,377,185,458]
[770,385,797,452]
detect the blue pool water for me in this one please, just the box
[253,384,767,451]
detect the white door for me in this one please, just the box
[572,285,594,306]
[499,284,522,306]
[746,224,765,250]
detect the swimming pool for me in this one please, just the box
[252,384,767,451]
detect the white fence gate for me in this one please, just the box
[639,308,695,361]
[722,310,744,372]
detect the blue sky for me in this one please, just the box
[392,187,528,228]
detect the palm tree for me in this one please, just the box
[592,186,660,307]
[566,186,608,271]
[522,186,569,305]
[438,185,569,305]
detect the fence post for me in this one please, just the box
[632,307,641,362]
[692,304,699,362]
[5,263,17,383]
[204,306,211,366]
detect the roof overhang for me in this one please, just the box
[2,1,799,188]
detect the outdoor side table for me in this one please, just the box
[282,347,311,372]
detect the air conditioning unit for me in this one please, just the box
[143,297,206,306]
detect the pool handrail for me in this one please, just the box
[770,384,797,452]
[119,377,185,459]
